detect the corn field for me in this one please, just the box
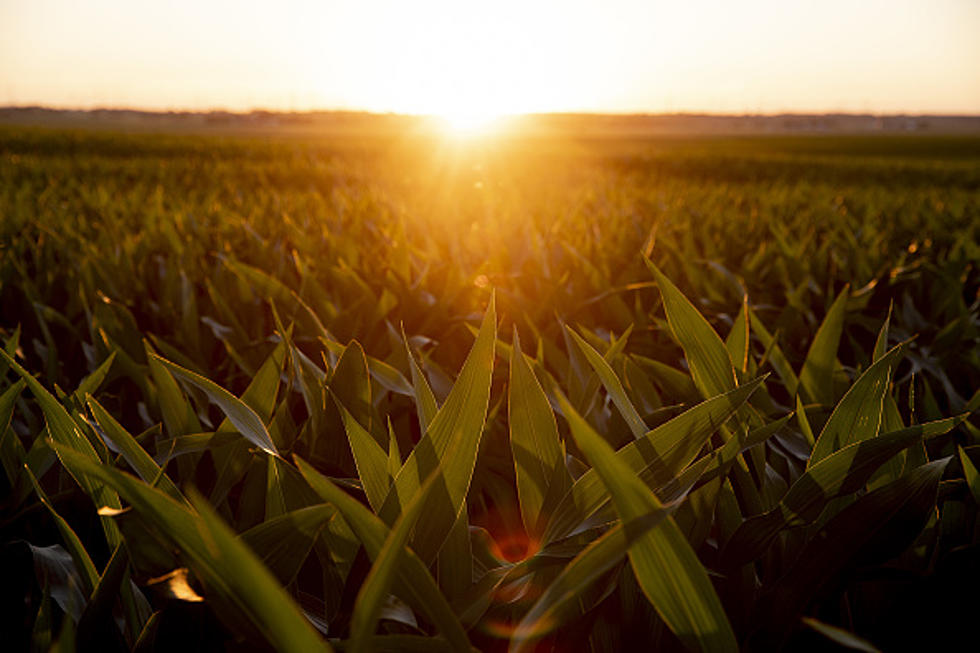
[1,126,978,651]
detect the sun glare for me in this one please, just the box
[438,109,507,137]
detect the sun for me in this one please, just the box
[437,108,507,137]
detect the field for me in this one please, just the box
[1,124,978,651]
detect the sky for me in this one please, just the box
[1,0,978,116]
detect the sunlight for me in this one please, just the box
[311,2,580,125]
[437,108,508,138]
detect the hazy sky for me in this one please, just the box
[2,0,978,115]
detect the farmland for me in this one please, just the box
[1,123,978,651]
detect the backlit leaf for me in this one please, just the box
[554,390,737,652]
[151,353,279,456]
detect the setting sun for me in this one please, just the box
[437,109,509,137]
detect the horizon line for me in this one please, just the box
[3,104,980,120]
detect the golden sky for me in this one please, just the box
[2,0,978,117]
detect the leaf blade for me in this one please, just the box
[554,390,737,652]
[151,353,279,456]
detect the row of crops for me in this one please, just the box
[1,126,978,650]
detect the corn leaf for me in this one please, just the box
[71,352,116,404]
[0,379,27,485]
[798,287,849,405]
[959,446,980,505]
[510,330,572,539]
[754,458,950,648]
[349,469,444,653]
[554,390,737,652]
[336,397,390,513]
[566,327,648,439]
[726,415,964,565]
[403,326,439,435]
[239,505,336,587]
[544,378,763,543]
[25,467,100,597]
[510,509,673,652]
[725,296,749,375]
[87,396,184,502]
[645,259,737,398]
[151,353,279,456]
[377,296,496,564]
[294,456,472,652]
[49,442,330,653]
[329,341,376,445]
[748,308,798,397]
[809,343,905,467]
[146,345,202,438]
[0,349,123,545]
[217,338,286,433]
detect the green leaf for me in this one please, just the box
[403,326,439,435]
[277,314,327,422]
[566,327,648,439]
[725,295,749,375]
[86,396,184,502]
[867,394,907,489]
[329,341,377,445]
[321,338,414,397]
[795,396,816,448]
[377,296,496,564]
[72,352,116,404]
[218,337,286,433]
[0,349,122,545]
[30,543,88,623]
[748,307,798,397]
[76,543,137,650]
[25,467,100,597]
[294,456,471,652]
[798,286,849,405]
[349,469,444,653]
[151,353,279,456]
[958,446,980,505]
[146,345,202,438]
[239,505,336,586]
[0,379,27,487]
[809,343,905,467]
[510,330,572,539]
[633,354,701,404]
[437,510,472,602]
[0,325,21,379]
[265,453,325,522]
[336,397,390,513]
[754,458,949,649]
[49,442,330,653]
[872,302,893,363]
[621,354,663,414]
[544,378,764,543]
[672,414,791,550]
[153,431,239,464]
[510,510,672,651]
[32,577,54,652]
[645,259,737,398]
[553,390,737,652]
[726,415,964,565]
